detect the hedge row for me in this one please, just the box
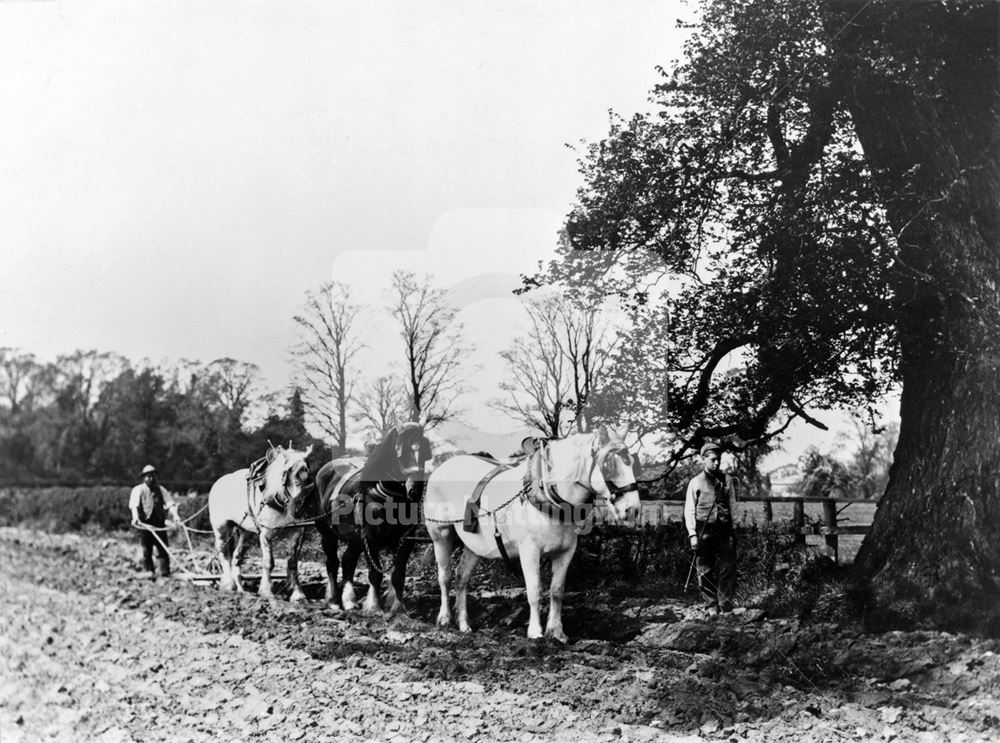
[0,487,211,534]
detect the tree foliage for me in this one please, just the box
[539,0,898,463]
[536,0,1000,624]
[0,349,327,487]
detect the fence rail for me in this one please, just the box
[640,494,878,563]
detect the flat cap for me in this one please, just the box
[700,442,721,456]
[141,464,157,475]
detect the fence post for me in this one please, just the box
[762,500,773,524]
[822,499,839,563]
[792,500,805,545]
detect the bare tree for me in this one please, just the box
[840,417,900,499]
[494,296,570,437]
[352,375,408,438]
[558,298,617,432]
[0,348,41,414]
[55,350,130,424]
[388,270,469,426]
[291,282,364,454]
[205,357,262,431]
[495,293,617,436]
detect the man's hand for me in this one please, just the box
[131,518,141,529]
[689,534,698,550]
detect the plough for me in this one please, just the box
[133,502,434,593]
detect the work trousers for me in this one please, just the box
[695,520,736,609]
[139,527,170,576]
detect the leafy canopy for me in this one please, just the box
[535,0,899,457]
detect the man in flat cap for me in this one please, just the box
[128,464,179,579]
[684,442,739,615]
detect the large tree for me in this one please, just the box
[828,0,999,624]
[495,292,617,437]
[388,270,470,426]
[544,0,999,625]
[291,282,364,454]
[352,374,408,438]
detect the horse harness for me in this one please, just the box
[243,454,307,531]
[460,442,639,567]
[329,465,420,576]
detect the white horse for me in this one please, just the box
[208,444,314,601]
[424,425,641,641]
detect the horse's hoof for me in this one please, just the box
[436,615,451,628]
[290,592,307,604]
[384,596,406,618]
[458,623,473,634]
[527,628,544,640]
[342,584,357,610]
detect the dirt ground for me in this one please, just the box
[0,527,998,743]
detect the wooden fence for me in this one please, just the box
[637,495,878,564]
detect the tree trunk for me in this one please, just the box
[337,373,348,457]
[828,1,1000,628]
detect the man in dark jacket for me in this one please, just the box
[128,465,178,579]
[684,443,738,614]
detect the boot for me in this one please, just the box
[156,557,171,578]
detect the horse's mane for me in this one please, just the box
[542,433,600,486]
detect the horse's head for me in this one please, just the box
[395,421,432,478]
[589,425,641,522]
[264,443,314,507]
[358,422,431,491]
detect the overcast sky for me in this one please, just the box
[0,1,896,462]
[0,0,686,377]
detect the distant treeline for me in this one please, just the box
[0,348,332,488]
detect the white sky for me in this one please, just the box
[0,0,686,390]
[0,0,897,462]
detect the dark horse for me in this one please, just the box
[314,422,432,614]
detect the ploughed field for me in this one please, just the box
[0,527,998,743]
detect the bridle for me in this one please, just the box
[590,443,640,504]
[268,455,311,511]
[535,440,638,510]
[393,428,429,481]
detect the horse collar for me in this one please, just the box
[525,443,596,519]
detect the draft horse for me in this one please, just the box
[314,422,432,615]
[208,443,314,601]
[424,425,640,641]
